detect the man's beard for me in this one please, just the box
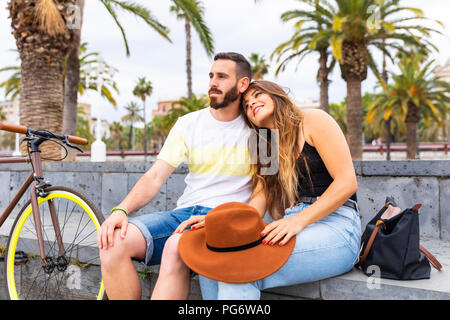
[209,83,239,110]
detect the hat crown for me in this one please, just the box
[205,202,264,249]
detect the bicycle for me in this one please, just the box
[0,122,105,300]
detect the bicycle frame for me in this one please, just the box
[0,151,66,269]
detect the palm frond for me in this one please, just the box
[108,0,171,42]
[172,0,214,57]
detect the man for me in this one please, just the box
[97,52,253,299]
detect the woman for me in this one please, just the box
[152,80,361,300]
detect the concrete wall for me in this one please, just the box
[0,160,449,240]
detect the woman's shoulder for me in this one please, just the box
[300,108,336,137]
[301,108,332,122]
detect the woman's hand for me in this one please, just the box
[260,214,305,246]
[173,215,206,233]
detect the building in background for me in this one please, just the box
[435,58,450,83]
[152,100,182,118]
[78,102,93,131]
[0,100,19,151]
[295,100,320,109]
[0,99,19,123]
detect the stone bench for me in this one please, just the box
[1,160,449,300]
[133,236,449,300]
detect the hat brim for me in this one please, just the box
[178,224,296,283]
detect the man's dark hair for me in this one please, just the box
[214,52,252,81]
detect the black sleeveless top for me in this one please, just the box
[295,141,357,202]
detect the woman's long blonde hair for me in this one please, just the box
[241,80,305,220]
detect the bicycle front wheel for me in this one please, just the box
[4,186,105,300]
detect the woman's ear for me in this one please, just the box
[238,77,250,93]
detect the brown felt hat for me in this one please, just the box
[178,202,296,283]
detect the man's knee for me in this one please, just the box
[99,225,146,268]
[99,230,128,267]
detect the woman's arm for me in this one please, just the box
[295,109,357,225]
[261,109,358,246]
[173,181,268,233]
[248,180,267,218]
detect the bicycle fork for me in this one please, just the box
[29,151,67,273]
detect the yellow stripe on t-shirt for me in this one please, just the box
[187,146,251,177]
[157,131,187,168]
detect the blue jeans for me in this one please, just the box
[129,205,212,265]
[199,202,361,299]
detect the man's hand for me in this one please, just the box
[97,211,128,249]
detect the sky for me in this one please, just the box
[0,0,449,125]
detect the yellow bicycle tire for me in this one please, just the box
[4,186,105,300]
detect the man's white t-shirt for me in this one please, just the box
[157,107,252,209]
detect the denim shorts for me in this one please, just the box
[199,201,362,299]
[129,205,212,265]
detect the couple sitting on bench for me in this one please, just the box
[96,52,360,300]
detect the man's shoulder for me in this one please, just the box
[172,108,208,130]
[178,107,209,122]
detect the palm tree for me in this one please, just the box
[7,0,134,158]
[132,77,153,155]
[366,53,450,159]
[76,107,94,150]
[63,0,171,145]
[170,0,214,98]
[151,115,170,149]
[121,102,144,150]
[7,0,78,158]
[0,65,20,101]
[109,121,125,151]
[248,53,270,80]
[0,107,6,121]
[7,0,202,158]
[365,91,406,150]
[271,0,337,113]
[1,44,118,105]
[78,43,119,106]
[165,94,209,130]
[316,0,441,159]
[149,94,207,149]
[329,102,347,134]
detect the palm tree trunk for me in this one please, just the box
[185,16,192,99]
[384,117,392,160]
[346,75,363,159]
[381,46,391,161]
[405,102,420,159]
[9,0,74,159]
[128,125,133,150]
[406,122,418,159]
[19,47,66,159]
[318,50,330,113]
[143,100,147,155]
[63,0,85,161]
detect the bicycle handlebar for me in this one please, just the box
[0,122,88,145]
[66,135,88,145]
[0,122,27,134]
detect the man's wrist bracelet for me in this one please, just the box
[110,207,129,216]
